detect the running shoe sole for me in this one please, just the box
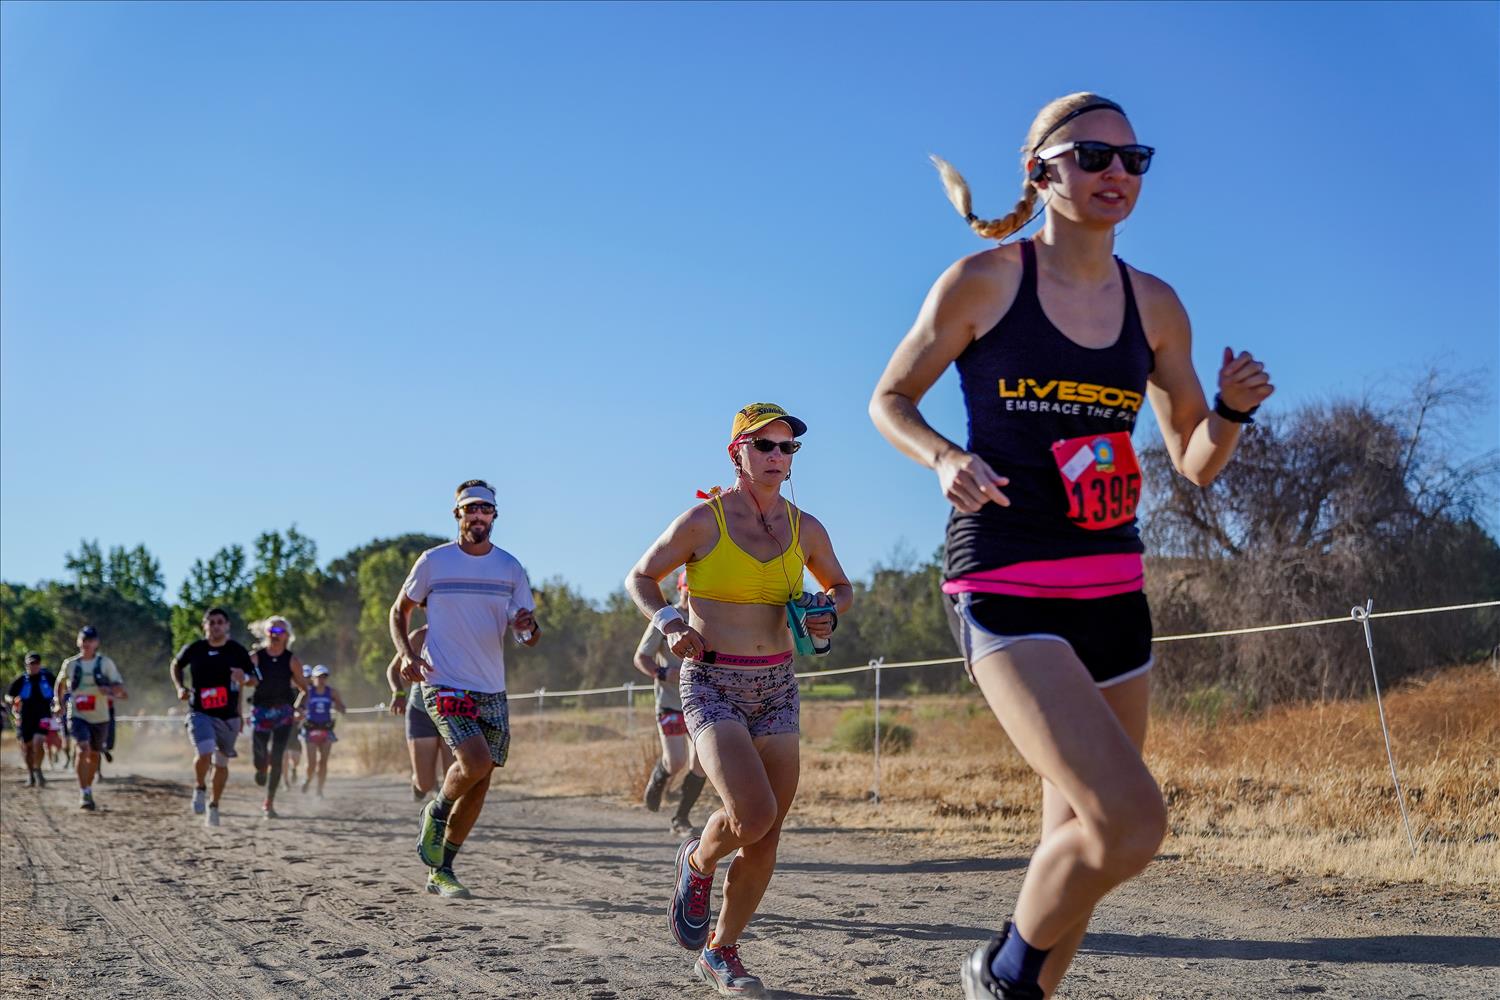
[426,874,472,899]
[695,955,765,997]
[669,837,712,951]
[417,800,447,868]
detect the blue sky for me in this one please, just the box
[3,1,1497,601]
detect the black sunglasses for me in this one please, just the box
[1036,140,1154,176]
[459,503,497,515]
[749,438,801,455]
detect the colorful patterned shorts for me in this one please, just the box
[421,685,510,766]
[680,655,799,741]
[252,703,296,733]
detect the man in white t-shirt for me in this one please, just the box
[390,479,540,899]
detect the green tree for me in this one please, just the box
[356,546,423,686]
[11,541,174,709]
[172,545,251,651]
[307,533,446,683]
[0,583,60,671]
[244,526,322,634]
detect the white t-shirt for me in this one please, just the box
[402,542,534,695]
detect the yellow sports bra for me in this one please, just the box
[687,495,806,605]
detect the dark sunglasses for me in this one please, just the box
[460,503,497,515]
[1036,140,1154,176]
[749,438,801,455]
[267,626,287,635]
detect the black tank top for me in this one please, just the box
[251,649,296,708]
[944,240,1155,579]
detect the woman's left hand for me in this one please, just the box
[804,593,837,639]
[1218,347,1275,413]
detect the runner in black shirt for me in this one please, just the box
[170,608,255,828]
[8,652,56,786]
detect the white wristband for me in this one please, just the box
[651,606,684,635]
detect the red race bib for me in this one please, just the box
[73,694,97,712]
[198,686,230,710]
[1050,431,1142,531]
[434,689,479,720]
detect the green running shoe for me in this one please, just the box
[416,799,447,868]
[426,867,471,899]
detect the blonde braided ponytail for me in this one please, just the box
[930,155,1038,242]
[932,92,1125,243]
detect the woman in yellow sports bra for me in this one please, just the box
[626,402,853,997]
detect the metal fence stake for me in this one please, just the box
[626,680,636,738]
[1350,600,1417,856]
[871,657,884,805]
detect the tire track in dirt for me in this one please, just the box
[3,753,1497,999]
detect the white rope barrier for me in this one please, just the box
[111,598,1497,725]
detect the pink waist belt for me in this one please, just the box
[691,650,795,667]
[942,554,1144,600]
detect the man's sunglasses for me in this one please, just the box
[1036,141,1155,176]
[459,503,497,515]
[749,438,801,455]
[267,626,287,636]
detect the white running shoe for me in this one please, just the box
[192,787,206,815]
[205,804,220,828]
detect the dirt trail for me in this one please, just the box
[2,752,1496,999]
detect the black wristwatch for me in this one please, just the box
[1213,393,1258,424]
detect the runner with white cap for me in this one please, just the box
[297,664,344,797]
[390,479,541,899]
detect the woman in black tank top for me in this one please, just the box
[247,616,308,819]
[871,93,1274,1000]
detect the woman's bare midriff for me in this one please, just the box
[687,595,792,657]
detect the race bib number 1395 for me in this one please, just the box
[1050,431,1142,531]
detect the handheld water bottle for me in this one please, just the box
[787,593,834,656]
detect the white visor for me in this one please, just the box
[456,485,497,508]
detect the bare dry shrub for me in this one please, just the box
[1142,373,1500,708]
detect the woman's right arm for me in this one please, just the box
[625,506,714,660]
[869,252,1017,513]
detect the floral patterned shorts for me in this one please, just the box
[680,654,799,741]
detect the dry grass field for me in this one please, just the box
[347,661,1499,892]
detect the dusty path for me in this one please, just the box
[2,756,1496,999]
